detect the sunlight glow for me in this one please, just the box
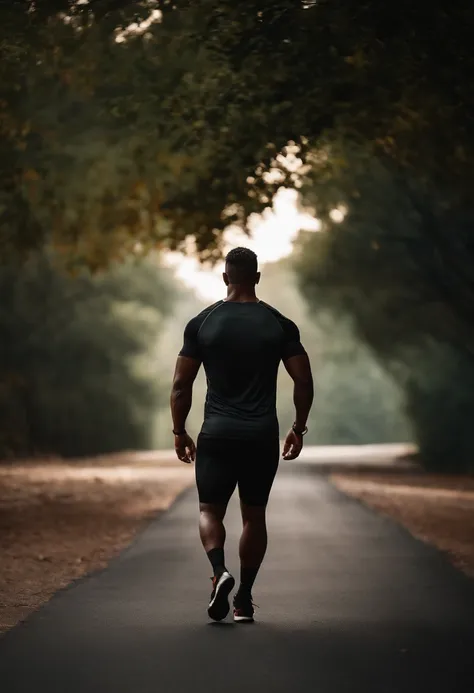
[163,188,320,302]
[115,7,162,43]
[329,205,348,223]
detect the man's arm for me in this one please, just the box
[170,355,201,435]
[283,353,314,433]
[170,315,202,463]
[282,353,314,460]
[170,356,201,462]
[279,317,314,460]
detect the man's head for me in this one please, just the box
[223,247,260,287]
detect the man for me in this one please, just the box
[170,247,313,623]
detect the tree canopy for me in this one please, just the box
[294,148,474,471]
[2,1,474,267]
[2,1,474,469]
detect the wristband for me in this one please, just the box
[292,423,308,436]
[173,428,186,436]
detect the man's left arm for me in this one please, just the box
[280,318,314,460]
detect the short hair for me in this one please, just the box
[225,247,258,284]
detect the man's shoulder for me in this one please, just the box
[259,302,302,343]
[195,300,224,319]
[202,299,225,312]
[186,301,224,329]
[259,301,297,327]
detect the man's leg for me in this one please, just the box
[195,436,237,620]
[199,502,228,579]
[234,439,279,621]
[237,503,268,595]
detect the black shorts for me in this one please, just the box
[195,435,280,507]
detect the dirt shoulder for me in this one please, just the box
[0,452,193,634]
[331,469,474,578]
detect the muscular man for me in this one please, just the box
[170,247,313,622]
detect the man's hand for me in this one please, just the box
[174,432,196,464]
[282,429,303,460]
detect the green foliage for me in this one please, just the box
[0,252,174,458]
[1,1,236,265]
[2,1,474,266]
[2,0,473,467]
[295,148,474,471]
[404,344,474,472]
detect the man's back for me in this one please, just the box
[180,299,305,439]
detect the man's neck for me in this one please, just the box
[225,285,259,303]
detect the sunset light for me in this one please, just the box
[164,188,320,301]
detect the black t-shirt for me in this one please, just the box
[179,300,306,440]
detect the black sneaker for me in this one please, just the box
[207,571,235,621]
[233,592,256,623]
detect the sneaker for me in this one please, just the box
[233,592,256,623]
[207,571,235,621]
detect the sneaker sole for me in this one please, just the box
[207,573,235,621]
[233,613,254,623]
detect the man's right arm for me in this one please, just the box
[170,315,203,463]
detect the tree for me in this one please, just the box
[1,1,237,265]
[0,251,175,457]
[3,0,474,465]
[2,1,474,266]
[294,147,474,471]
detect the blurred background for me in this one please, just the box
[1,0,473,474]
[2,1,474,636]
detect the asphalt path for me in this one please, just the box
[1,462,473,692]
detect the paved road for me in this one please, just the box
[1,464,473,693]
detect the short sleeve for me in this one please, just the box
[281,318,306,361]
[178,316,202,361]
